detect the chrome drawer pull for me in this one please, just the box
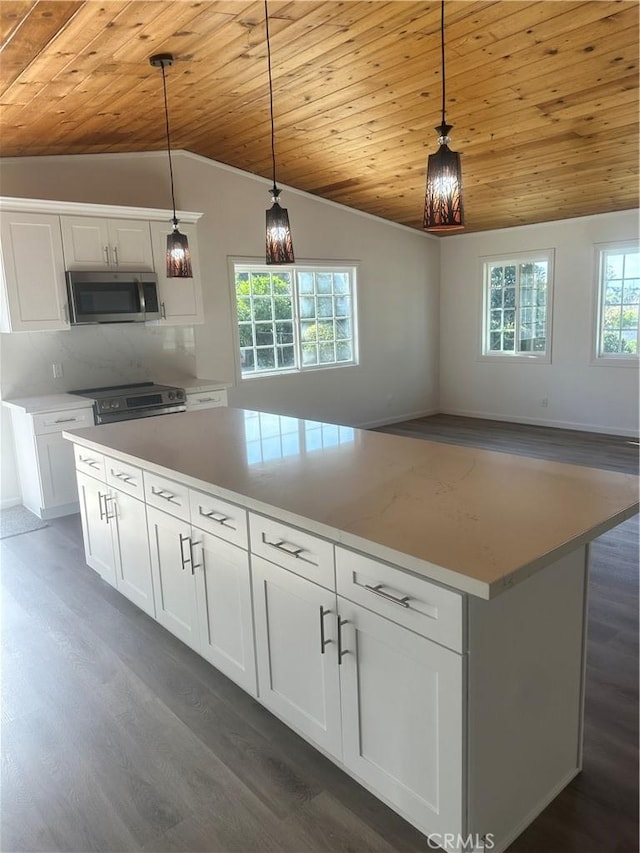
[54,417,77,424]
[365,583,411,608]
[152,486,180,504]
[262,533,305,558]
[199,507,231,526]
[80,456,100,469]
[196,396,217,403]
[112,470,134,484]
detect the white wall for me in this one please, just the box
[0,151,440,427]
[439,210,640,436]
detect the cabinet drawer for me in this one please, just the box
[105,456,144,500]
[249,513,335,590]
[143,470,190,521]
[33,407,94,435]
[190,489,247,549]
[74,444,105,480]
[336,548,463,653]
[185,389,227,410]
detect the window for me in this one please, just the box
[481,250,554,362]
[594,243,640,361]
[233,263,357,377]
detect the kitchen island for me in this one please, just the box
[64,407,638,853]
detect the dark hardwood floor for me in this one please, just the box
[2,415,638,853]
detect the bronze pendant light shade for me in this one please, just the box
[149,53,193,277]
[264,0,295,264]
[424,1,464,232]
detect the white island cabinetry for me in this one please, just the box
[75,448,155,617]
[64,407,639,853]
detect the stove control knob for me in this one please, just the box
[168,391,175,400]
[176,390,184,400]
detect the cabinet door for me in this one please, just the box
[338,599,463,841]
[76,471,116,587]
[35,433,79,510]
[111,488,155,618]
[252,555,342,758]
[194,531,256,695]
[0,212,69,331]
[60,216,111,269]
[147,505,199,650]
[150,221,203,325]
[108,219,153,270]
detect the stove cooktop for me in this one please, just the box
[70,381,186,424]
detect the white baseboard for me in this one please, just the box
[357,407,440,430]
[439,407,639,439]
[0,496,22,510]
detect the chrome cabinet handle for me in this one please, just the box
[112,245,119,266]
[103,246,110,265]
[80,455,100,468]
[319,605,332,654]
[63,302,69,323]
[199,506,231,526]
[151,486,180,504]
[112,470,134,484]
[262,533,305,558]
[179,533,190,570]
[364,583,411,608]
[337,616,349,664]
[54,417,77,424]
[98,491,106,521]
[188,539,202,574]
[103,494,115,523]
[195,396,218,403]
[161,301,167,320]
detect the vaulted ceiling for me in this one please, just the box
[1,1,638,234]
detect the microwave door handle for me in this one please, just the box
[138,278,146,316]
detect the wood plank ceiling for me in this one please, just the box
[0,1,638,234]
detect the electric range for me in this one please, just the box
[70,381,186,425]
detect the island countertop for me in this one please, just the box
[64,407,638,599]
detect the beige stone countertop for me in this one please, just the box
[3,393,94,414]
[64,407,639,599]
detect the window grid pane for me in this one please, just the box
[235,265,356,376]
[598,248,640,357]
[484,256,550,358]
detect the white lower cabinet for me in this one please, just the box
[77,470,155,617]
[147,505,257,693]
[252,554,342,758]
[195,529,256,694]
[147,506,199,651]
[77,470,117,587]
[338,598,463,841]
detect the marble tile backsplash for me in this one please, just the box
[1,323,197,398]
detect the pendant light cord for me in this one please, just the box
[265,0,278,193]
[160,62,178,224]
[440,0,446,127]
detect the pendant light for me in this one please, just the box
[264,0,295,264]
[423,0,464,232]
[149,53,193,277]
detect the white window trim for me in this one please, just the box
[228,257,359,382]
[479,248,555,364]
[591,240,640,368]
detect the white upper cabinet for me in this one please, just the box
[0,212,70,332]
[149,221,204,325]
[61,216,154,271]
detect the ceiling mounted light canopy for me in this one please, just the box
[149,53,193,277]
[264,0,295,264]
[423,0,464,233]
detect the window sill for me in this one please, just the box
[478,353,551,365]
[590,356,639,368]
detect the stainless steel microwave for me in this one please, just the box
[66,270,161,324]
